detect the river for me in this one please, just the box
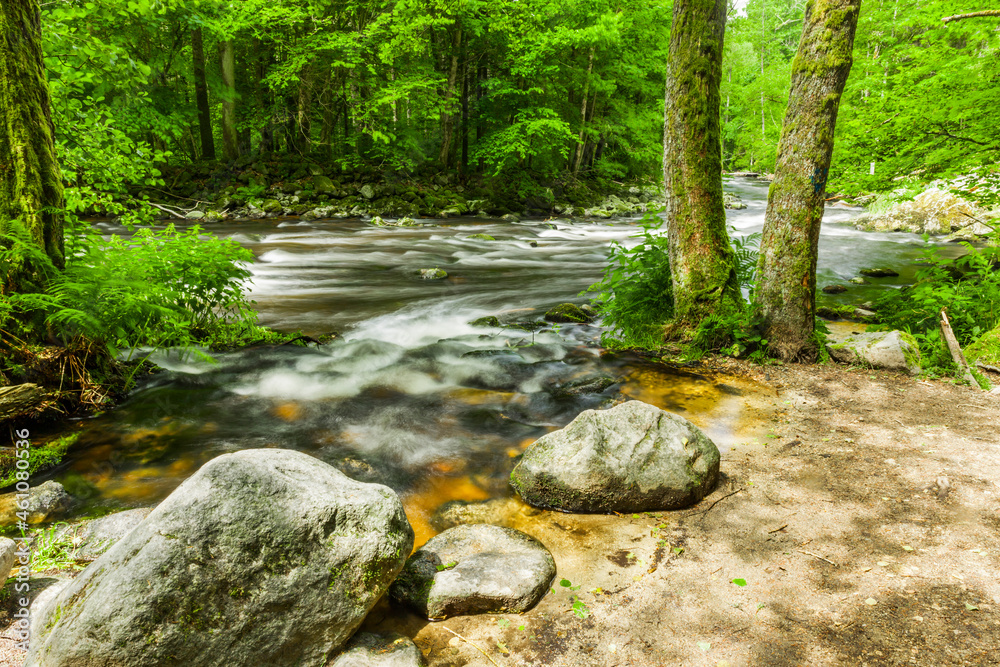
[48,177,961,544]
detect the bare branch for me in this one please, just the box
[942,9,1000,23]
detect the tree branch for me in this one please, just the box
[942,9,1000,23]
[925,129,991,146]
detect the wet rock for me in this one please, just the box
[27,449,413,667]
[0,536,15,582]
[849,277,868,285]
[397,217,418,227]
[468,233,495,241]
[390,524,554,620]
[543,303,593,323]
[826,330,921,375]
[262,199,283,214]
[511,400,720,513]
[723,192,747,210]
[469,316,501,328]
[860,268,900,278]
[184,210,206,220]
[57,508,153,560]
[548,374,620,398]
[500,213,520,223]
[0,480,74,526]
[330,632,427,667]
[359,184,376,200]
[419,268,448,280]
[821,284,848,294]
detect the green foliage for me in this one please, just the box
[871,236,1000,372]
[732,229,762,293]
[1,221,256,353]
[0,434,79,490]
[30,523,85,573]
[586,209,673,350]
[688,305,769,363]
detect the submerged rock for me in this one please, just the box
[419,268,448,280]
[330,632,427,667]
[467,233,495,241]
[469,316,501,328]
[821,284,848,294]
[390,524,554,620]
[27,449,413,667]
[430,496,538,532]
[511,401,720,513]
[543,303,593,323]
[826,330,921,375]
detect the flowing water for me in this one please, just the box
[48,177,963,544]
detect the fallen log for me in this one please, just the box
[939,310,980,388]
[0,383,50,423]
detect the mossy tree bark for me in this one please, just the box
[755,0,861,362]
[191,28,215,160]
[0,0,64,293]
[662,0,740,335]
[219,39,239,160]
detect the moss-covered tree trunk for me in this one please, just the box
[662,0,740,334]
[219,39,239,160]
[0,0,64,292]
[755,0,861,362]
[191,28,215,160]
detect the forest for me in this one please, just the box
[1,0,1000,666]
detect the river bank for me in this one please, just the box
[2,357,998,666]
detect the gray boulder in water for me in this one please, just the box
[26,449,413,667]
[510,400,720,512]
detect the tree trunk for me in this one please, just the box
[662,0,739,332]
[0,383,48,423]
[255,38,275,154]
[296,62,314,154]
[755,0,861,361]
[573,47,595,175]
[438,27,462,167]
[0,0,64,292]
[191,28,215,160]
[219,39,239,161]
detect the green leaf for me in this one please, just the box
[731,578,747,587]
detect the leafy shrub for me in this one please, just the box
[586,209,674,350]
[871,235,1000,372]
[1,221,256,353]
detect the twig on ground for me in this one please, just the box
[683,488,744,520]
[441,626,503,667]
[768,524,789,534]
[798,550,838,566]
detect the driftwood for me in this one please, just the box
[939,310,980,388]
[0,383,49,423]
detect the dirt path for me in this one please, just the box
[366,361,1000,666]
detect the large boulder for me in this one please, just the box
[390,524,555,620]
[0,536,16,582]
[510,401,720,512]
[27,449,413,667]
[826,330,921,375]
[330,632,427,667]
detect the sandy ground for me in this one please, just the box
[3,361,999,666]
[363,361,1000,667]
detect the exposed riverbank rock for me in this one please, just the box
[27,449,414,667]
[860,268,899,278]
[510,401,720,512]
[390,524,555,620]
[330,632,427,667]
[0,480,73,526]
[853,188,993,236]
[0,537,15,583]
[826,330,921,375]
